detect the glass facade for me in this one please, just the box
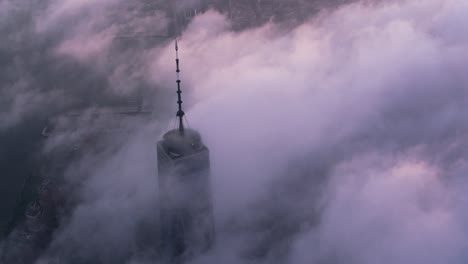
[157,129,215,261]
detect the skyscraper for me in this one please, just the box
[156,41,215,261]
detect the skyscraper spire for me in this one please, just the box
[175,40,185,134]
[157,39,215,263]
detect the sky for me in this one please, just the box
[1,0,468,263]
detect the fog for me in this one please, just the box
[2,0,468,263]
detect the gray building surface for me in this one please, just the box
[156,40,215,262]
[157,129,215,261]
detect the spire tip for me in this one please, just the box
[175,40,184,133]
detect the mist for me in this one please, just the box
[2,0,468,263]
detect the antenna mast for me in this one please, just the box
[175,40,185,134]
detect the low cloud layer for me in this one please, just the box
[152,1,468,263]
[2,0,468,263]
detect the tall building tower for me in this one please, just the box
[156,41,215,261]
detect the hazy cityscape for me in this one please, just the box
[1,0,468,263]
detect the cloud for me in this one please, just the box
[290,153,467,264]
[2,0,468,263]
[147,1,468,263]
